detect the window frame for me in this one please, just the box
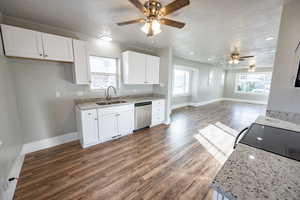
[234,72,272,96]
[172,66,192,97]
[89,55,119,91]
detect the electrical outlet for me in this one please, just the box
[77,91,84,96]
[0,179,9,191]
[55,92,61,98]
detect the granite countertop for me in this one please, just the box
[75,95,165,110]
[211,115,300,200]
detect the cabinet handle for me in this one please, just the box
[44,54,48,57]
[88,113,92,115]
[94,118,98,121]
[115,114,120,117]
[39,53,43,56]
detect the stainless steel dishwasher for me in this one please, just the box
[134,101,152,131]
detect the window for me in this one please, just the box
[89,56,118,90]
[235,72,272,94]
[173,68,191,96]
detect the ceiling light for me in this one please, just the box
[99,35,112,42]
[189,51,195,55]
[233,59,239,64]
[257,137,263,141]
[141,20,161,36]
[248,64,256,72]
[266,37,275,41]
[249,155,255,160]
[208,58,212,61]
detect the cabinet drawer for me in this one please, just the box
[98,104,134,116]
[152,99,165,107]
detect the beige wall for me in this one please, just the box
[267,0,300,114]
[0,13,24,189]
[3,16,157,143]
[224,68,273,103]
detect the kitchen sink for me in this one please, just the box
[96,100,127,106]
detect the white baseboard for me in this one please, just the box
[171,102,193,110]
[222,98,267,105]
[172,98,223,110]
[21,132,78,155]
[1,155,25,200]
[191,98,224,107]
[171,97,267,110]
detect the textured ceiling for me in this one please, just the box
[0,0,283,69]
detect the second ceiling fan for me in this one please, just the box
[228,52,255,65]
[117,0,190,36]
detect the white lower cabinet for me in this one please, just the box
[77,104,134,148]
[117,110,135,136]
[98,113,119,142]
[151,99,165,126]
[76,108,99,148]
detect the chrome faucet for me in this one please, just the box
[105,86,117,101]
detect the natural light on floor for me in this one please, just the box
[194,122,238,164]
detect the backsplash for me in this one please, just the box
[266,110,300,125]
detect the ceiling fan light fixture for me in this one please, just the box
[141,20,161,36]
[151,19,161,34]
[141,22,150,34]
[248,64,256,72]
[233,59,239,64]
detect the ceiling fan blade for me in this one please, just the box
[160,0,190,16]
[240,56,255,59]
[128,0,145,13]
[117,18,145,26]
[160,18,185,28]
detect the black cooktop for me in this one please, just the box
[239,123,300,162]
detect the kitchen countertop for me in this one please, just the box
[75,95,165,110]
[210,115,300,200]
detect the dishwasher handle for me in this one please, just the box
[135,101,152,107]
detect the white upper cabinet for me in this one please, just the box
[1,24,44,59]
[123,51,147,84]
[146,55,160,84]
[122,51,160,84]
[72,40,90,85]
[42,33,74,62]
[1,24,74,62]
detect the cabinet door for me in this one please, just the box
[117,110,134,136]
[146,55,160,84]
[81,110,99,146]
[98,113,118,142]
[1,24,43,59]
[123,51,146,84]
[72,40,91,84]
[42,33,74,62]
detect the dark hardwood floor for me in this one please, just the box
[14,101,266,200]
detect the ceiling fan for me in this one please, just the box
[228,52,255,65]
[117,0,190,37]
